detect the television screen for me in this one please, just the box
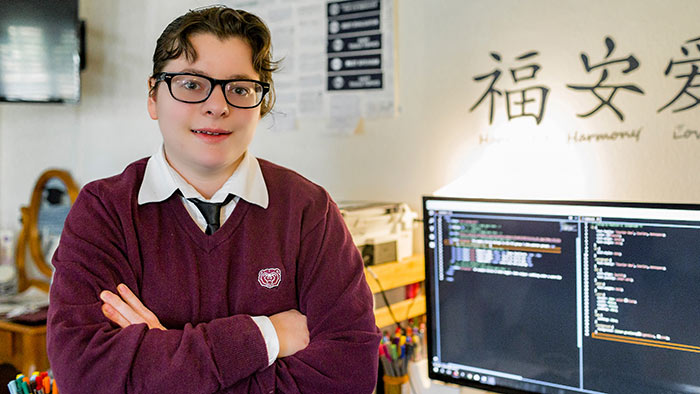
[0,0,80,103]
[423,196,700,394]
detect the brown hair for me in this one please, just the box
[151,6,278,116]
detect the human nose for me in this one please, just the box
[202,84,230,117]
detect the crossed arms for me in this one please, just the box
[47,186,380,394]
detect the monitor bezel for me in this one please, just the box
[422,195,700,394]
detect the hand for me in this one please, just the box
[269,309,309,358]
[100,283,166,330]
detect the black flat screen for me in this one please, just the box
[424,197,700,394]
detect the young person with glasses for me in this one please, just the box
[46,6,380,393]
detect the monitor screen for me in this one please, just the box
[0,0,81,103]
[423,196,700,394]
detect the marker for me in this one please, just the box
[42,376,50,393]
[378,346,393,376]
[30,373,38,394]
[390,344,398,360]
[384,344,392,361]
[19,378,29,394]
[7,380,18,394]
[402,350,408,375]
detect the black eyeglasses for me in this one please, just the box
[153,72,270,109]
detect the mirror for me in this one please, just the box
[16,169,79,292]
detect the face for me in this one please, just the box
[148,33,261,176]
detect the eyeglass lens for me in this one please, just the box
[170,74,264,107]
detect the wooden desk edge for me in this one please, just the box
[0,319,47,335]
[364,254,425,293]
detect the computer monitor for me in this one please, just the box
[423,196,700,394]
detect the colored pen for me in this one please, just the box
[22,377,31,394]
[383,344,391,360]
[378,345,393,376]
[7,380,18,394]
[29,374,38,394]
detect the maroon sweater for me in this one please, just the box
[46,158,380,394]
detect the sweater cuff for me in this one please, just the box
[251,315,280,366]
[204,315,269,386]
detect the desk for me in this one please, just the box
[0,320,49,373]
[365,254,426,328]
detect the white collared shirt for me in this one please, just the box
[137,146,278,366]
[138,145,269,229]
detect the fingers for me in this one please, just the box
[100,289,146,326]
[101,302,131,328]
[116,284,160,324]
[99,284,166,330]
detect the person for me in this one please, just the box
[46,6,380,393]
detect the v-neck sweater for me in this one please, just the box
[46,157,380,394]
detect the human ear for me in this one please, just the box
[147,78,158,120]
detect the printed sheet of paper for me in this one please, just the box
[226,0,396,134]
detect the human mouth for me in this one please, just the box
[191,128,231,136]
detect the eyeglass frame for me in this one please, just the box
[152,72,271,109]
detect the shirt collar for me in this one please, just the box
[138,145,269,209]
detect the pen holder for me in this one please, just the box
[383,374,408,394]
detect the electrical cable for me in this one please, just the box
[366,266,401,328]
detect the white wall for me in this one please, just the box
[2,0,700,234]
[0,0,211,230]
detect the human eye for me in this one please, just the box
[227,82,254,97]
[183,81,201,90]
[174,75,207,91]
